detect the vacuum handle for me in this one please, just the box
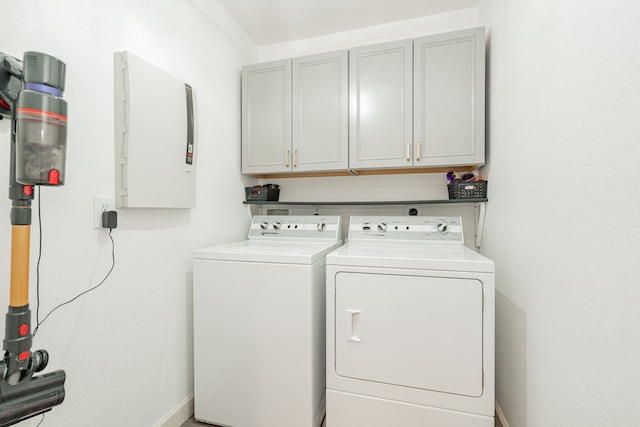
[9,224,30,307]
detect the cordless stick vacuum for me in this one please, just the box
[0,51,67,426]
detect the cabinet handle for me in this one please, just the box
[293,149,298,168]
[415,141,421,162]
[285,149,290,168]
[406,142,411,162]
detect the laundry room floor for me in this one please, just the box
[180,418,327,427]
[180,415,503,427]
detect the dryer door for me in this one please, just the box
[335,272,483,397]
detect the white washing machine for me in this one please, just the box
[326,216,495,427]
[193,215,342,427]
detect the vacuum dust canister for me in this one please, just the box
[15,51,67,186]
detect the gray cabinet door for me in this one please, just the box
[293,50,348,172]
[242,59,292,174]
[349,40,413,169]
[414,27,485,167]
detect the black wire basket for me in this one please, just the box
[245,184,280,201]
[447,181,488,199]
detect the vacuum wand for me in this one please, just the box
[0,51,67,426]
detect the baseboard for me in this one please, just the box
[153,393,194,427]
[495,400,510,427]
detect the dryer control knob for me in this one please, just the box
[317,222,326,231]
[273,222,282,230]
[377,222,387,232]
[260,222,269,230]
[437,223,449,234]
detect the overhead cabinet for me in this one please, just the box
[348,40,413,169]
[241,59,291,175]
[241,51,348,175]
[350,27,485,171]
[241,27,485,177]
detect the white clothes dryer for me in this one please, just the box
[193,215,342,427]
[326,216,495,427]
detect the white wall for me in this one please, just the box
[479,0,640,425]
[257,8,480,61]
[0,0,257,425]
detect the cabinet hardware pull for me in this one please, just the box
[293,149,298,167]
[415,141,421,162]
[285,149,290,167]
[406,142,411,162]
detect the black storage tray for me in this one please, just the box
[245,185,280,201]
[447,181,488,199]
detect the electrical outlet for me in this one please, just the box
[405,206,419,216]
[93,196,116,229]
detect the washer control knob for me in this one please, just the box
[317,222,326,231]
[260,222,269,230]
[273,222,282,230]
[377,222,387,232]
[436,223,449,234]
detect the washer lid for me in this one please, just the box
[194,239,343,264]
[326,243,494,273]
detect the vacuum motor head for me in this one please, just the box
[0,370,66,427]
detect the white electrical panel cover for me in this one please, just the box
[114,51,196,208]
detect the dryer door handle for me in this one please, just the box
[346,309,362,342]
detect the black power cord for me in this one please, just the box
[33,187,116,337]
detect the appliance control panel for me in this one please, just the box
[348,216,463,244]
[248,215,341,241]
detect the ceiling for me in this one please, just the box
[216,0,479,45]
